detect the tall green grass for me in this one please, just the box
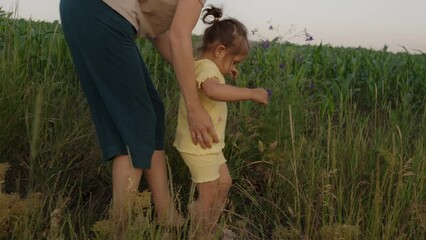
[1,10,425,239]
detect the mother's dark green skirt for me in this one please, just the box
[60,0,165,169]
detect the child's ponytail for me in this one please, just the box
[202,6,223,24]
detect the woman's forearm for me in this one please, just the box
[168,0,203,110]
[169,32,201,109]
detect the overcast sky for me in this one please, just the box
[1,0,425,53]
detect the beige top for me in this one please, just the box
[174,59,227,155]
[103,0,207,38]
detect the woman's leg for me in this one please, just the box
[111,151,183,235]
[110,155,143,238]
[112,155,143,213]
[144,150,184,226]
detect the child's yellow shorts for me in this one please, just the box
[179,152,227,183]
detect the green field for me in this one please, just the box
[1,10,426,239]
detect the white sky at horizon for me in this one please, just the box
[1,0,425,53]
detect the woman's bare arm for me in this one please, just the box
[168,0,218,148]
[150,33,172,64]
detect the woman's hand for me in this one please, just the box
[187,105,219,148]
[250,88,269,105]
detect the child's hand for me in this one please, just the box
[250,88,269,105]
[229,68,238,80]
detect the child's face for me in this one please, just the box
[214,46,248,80]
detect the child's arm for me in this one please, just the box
[201,77,269,104]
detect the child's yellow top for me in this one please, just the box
[174,59,227,155]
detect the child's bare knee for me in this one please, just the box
[197,181,220,203]
[219,174,232,188]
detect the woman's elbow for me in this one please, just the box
[169,28,191,46]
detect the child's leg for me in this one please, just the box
[211,163,232,233]
[144,150,184,226]
[194,164,232,236]
[180,152,225,237]
[195,179,220,234]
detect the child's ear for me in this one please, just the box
[214,45,226,57]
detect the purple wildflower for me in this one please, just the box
[261,40,270,49]
[279,63,286,70]
[267,89,273,99]
[309,81,315,89]
[305,32,314,42]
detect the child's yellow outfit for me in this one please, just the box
[174,59,228,183]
